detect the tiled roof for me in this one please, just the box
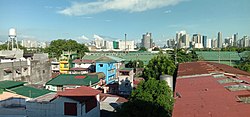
[46,74,100,86]
[57,86,101,97]
[0,80,26,89]
[173,62,250,117]
[9,86,52,98]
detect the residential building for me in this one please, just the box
[217,32,222,48]
[45,73,104,91]
[70,59,95,74]
[95,56,124,85]
[141,32,152,49]
[172,62,250,117]
[118,68,134,95]
[51,61,60,73]
[27,86,101,117]
[59,51,78,74]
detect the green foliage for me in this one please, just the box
[125,60,144,68]
[44,39,89,59]
[171,49,198,63]
[138,47,147,51]
[152,47,160,51]
[117,78,173,117]
[143,52,176,80]
[235,53,250,72]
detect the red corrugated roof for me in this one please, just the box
[100,93,128,103]
[57,86,101,97]
[70,67,88,71]
[173,62,250,117]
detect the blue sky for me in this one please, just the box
[0,0,249,46]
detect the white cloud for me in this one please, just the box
[59,0,185,16]
[79,35,89,40]
[164,10,171,14]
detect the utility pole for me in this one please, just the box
[125,34,127,53]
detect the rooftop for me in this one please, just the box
[0,80,26,89]
[46,73,103,86]
[173,62,250,117]
[95,56,124,63]
[72,59,95,64]
[57,86,101,97]
[9,86,52,98]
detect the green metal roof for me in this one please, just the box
[0,80,26,89]
[83,52,160,65]
[196,51,241,61]
[46,74,100,86]
[95,56,124,63]
[119,68,134,71]
[9,86,52,98]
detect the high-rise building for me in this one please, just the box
[176,31,189,48]
[243,36,249,47]
[206,38,212,48]
[192,34,203,48]
[141,32,152,49]
[233,33,238,46]
[202,36,207,48]
[217,32,222,48]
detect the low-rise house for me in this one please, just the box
[118,68,134,95]
[45,73,105,91]
[69,59,95,74]
[27,86,101,117]
[51,61,60,73]
[0,80,52,98]
[95,56,124,85]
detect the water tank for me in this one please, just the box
[160,75,173,91]
[9,28,16,37]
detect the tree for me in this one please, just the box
[125,60,144,68]
[44,39,89,59]
[152,47,160,51]
[235,52,250,72]
[143,52,176,80]
[138,47,147,51]
[117,78,174,117]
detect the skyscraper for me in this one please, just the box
[141,32,152,49]
[233,33,238,46]
[217,32,222,48]
[202,36,207,48]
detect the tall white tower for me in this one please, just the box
[8,28,19,50]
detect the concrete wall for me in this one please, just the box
[27,96,100,117]
[118,70,134,95]
[0,60,29,81]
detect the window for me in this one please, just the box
[64,102,77,116]
[99,64,103,67]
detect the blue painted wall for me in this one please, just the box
[96,62,116,84]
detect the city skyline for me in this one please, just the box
[0,0,250,46]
